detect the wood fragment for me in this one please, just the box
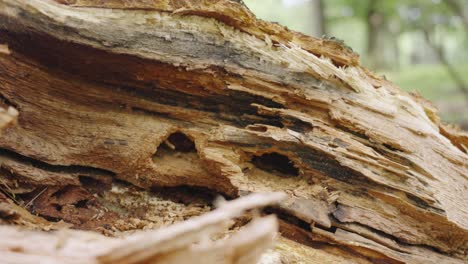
[0,44,10,55]
[0,193,284,264]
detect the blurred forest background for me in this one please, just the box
[244,0,468,129]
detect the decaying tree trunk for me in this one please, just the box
[0,0,467,263]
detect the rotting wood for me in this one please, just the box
[0,0,467,263]
[0,192,284,264]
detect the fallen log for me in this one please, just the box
[0,0,467,263]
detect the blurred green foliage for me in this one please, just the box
[384,63,468,123]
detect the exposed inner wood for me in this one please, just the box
[0,0,467,263]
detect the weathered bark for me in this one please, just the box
[0,0,467,263]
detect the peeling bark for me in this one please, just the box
[0,0,467,263]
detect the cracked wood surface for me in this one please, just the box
[0,0,467,263]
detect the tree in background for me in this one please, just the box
[309,0,326,36]
[445,0,468,31]
[390,0,468,99]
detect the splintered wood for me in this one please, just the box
[0,0,467,263]
[0,192,284,264]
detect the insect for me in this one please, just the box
[321,35,354,52]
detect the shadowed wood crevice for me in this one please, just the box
[251,152,299,177]
[0,148,116,178]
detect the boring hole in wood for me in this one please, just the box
[251,152,299,177]
[163,132,196,152]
